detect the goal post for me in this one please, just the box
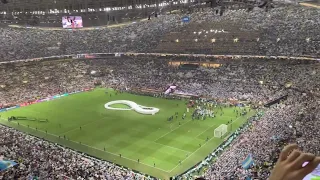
[214,124,228,138]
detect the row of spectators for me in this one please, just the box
[196,92,320,180]
[0,14,180,62]
[1,55,319,106]
[0,124,153,180]
[0,54,319,179]
[156,5,320,56]
[0,4,319,62]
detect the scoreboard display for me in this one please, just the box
[62,16,83,28]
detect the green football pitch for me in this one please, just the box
[0,88,255,179]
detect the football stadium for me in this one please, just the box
[0,0,319,180]
[0,88,255,179]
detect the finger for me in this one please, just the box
[287,150,301,162]
[296,157,320,176]
[279,144,299,162]
[293,153,316,169]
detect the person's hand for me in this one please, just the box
[269,144,320,180]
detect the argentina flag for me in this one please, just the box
[242,154,254,169]
[0,160,18,172]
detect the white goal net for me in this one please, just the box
[214,124,228,138]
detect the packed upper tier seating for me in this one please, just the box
[0,5,319,63]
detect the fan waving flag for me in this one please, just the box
[242,154,254,169]
[0,160,18,172]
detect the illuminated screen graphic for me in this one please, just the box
[62,16,83,28]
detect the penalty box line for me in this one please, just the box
[195,114,242,139]
[169,115,244,173]
[154,119,193,142]
[7,121,171,173]
[129,128,192,154]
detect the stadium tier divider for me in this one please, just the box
[0,52,319,66]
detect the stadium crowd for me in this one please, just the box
[1,55,319,106]
[0,53,319,179]
[0,2,320,180]
[0,124,153,180]
[199,94,320,180]
[0,4,319,62]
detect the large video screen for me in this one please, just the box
[62,16,83,29]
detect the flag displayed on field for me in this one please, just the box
[0,160,18,172]
[164,85,177,95]
[242,154,254,169]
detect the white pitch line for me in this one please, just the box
[153,141,192,154]
[71,140,170,173]
[13,108,107,136]
[154,120,192,142]
[195,121,218,139]
[2,111,253,174]
[169,136,218,173]
[223,115,237,119]
[127,128,192,154]
[195,115,240,138]
[6,121,170,173]
[169,115,244,173]
[58,116,109,136]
